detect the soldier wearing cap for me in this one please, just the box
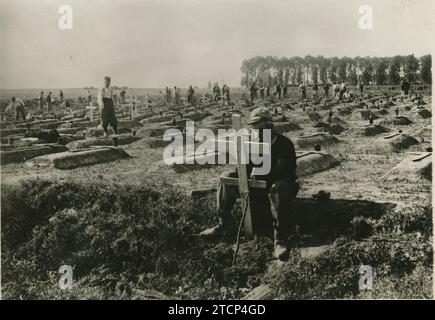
[200,107,299,261]
[97,76,118,137]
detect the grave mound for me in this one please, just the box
[295,133,340,149]
[382,153,431,181]
[24,147,130,169]
[393,116,413,125]
[66,135,140,150]
[348,125,390,137]
[369,134,419,153]
[296,151,340,177]
[308,112,322,122]
[273,122,302,133]
[417,109,431,119]
[1,144,67,165]
[360,110,380,120]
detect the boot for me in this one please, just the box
[274,240,289,261]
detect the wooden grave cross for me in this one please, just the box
[129,96,139,119]
[86,102,97,122]
[216,114,269,238]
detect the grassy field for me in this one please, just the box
[0,87,432,299]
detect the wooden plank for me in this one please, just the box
[412,153,431,162]
[233,114,254,238]
[219,177,267,189]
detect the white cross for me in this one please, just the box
[86,102,97,122]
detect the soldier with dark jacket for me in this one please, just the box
[200,107,299,261]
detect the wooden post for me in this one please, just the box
[207,115,269,238]
[232,114,254,237]
[86,103,97,122]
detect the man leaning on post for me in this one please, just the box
[199,107,299,261]
[97,76,118,138]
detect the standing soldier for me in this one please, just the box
[369,111,374,125]
[88,90,92,103]
[98,76,118,138]
[213,83,221,102]
[299,82,306,100]
[312,82,319,101]
[274,83,282,100]
[357,81,364,96]
[59,90,64,102]
[120,88,127,104]
[250,82,257,104]
[323,82,330,97]
[174,86,179,104]
[223,84,230,104]
[39,91,44,111]
[266,85,270,98]
[46,92,52,112]
[283,84,288,100]
[187,85,195,104]
[260,86,265,100]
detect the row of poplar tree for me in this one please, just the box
[240,54,431,87]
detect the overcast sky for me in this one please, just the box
[0,0,434,89]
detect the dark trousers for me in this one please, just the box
[16,106,26,120]
[217,170,299,240]
[101,98,118,133]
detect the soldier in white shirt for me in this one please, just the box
[97,76,118,137]
[4,97,26,121]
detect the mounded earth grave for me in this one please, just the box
[294,132,340,149]
[362,133,420,154]
[24,146,131,169]
[382,152,431,181]
[1,144,68,165]
[347,124,390,137]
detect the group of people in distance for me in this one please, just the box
[162,83,231,106]
[248,80,379,104]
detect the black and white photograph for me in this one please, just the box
[0,0,433,302]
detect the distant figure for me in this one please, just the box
[283,84,288,100]
[98,76,118,137]
[312,83,319,100]
[120,88,127,104]
[395,107,399,116]
[173,86,180,104]
[88,90,92,103]
[274,83,282,100]
[39,91,44,110]
[168,87,173,103]
[266,85,270,98]
[299,82,306,100]
[260,86,265,100]
[59,90,64,102]
[369,111,374,125]
[213,83,221,102]
[250,82,257,103]
[4,97,26,120]
[401,79,410,96]
[338,82,347,101]
[187,85,195,104]
[222,84,230,104]
[323,83,330,97]
[328,108,333,123]
[46,92,52,112]
[357,81,364,96]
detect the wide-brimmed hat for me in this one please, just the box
[248,107,273,125]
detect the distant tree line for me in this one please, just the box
[240,54,431,87]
